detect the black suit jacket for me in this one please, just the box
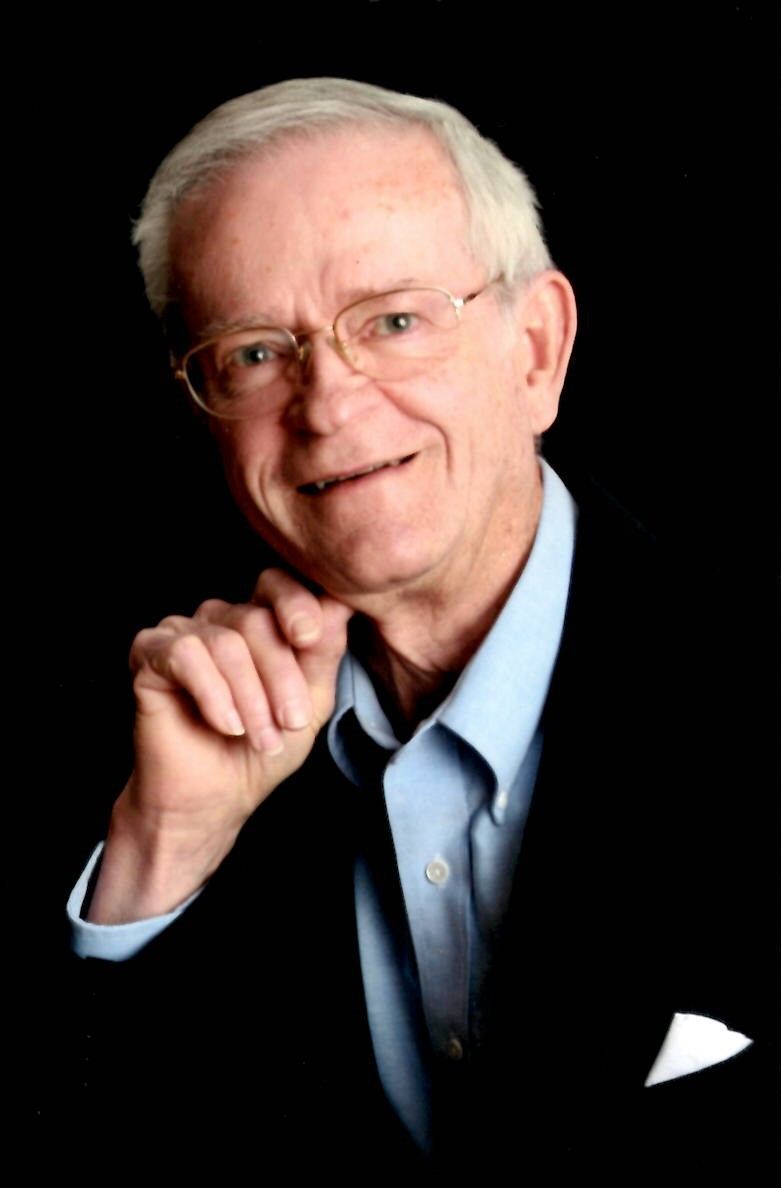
[30,472,774,1178]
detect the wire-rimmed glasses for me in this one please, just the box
[173,283,492,420]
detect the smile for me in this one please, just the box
[299,454,416,495]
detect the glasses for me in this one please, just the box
[173,283,492,420]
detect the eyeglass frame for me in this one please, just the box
[172,281,495,418]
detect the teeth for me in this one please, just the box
[354,461,386,478]
[310,457,406,492]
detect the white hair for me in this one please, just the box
[134,77,554,320]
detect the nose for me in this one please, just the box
[286,332,376,435]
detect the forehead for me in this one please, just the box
[169,125,476,329]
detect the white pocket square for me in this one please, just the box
[644,1012,753,1087]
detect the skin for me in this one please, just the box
[87,126,576,924]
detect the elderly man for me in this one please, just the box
[59,79,763,1174]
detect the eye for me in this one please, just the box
[230,341,280,368]
[373,311,419,336]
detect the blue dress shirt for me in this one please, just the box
[69,458,577,1153]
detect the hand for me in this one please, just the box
[87,569,352,924]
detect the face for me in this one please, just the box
[170,127,559,604]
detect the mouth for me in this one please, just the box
[298,453,417,495]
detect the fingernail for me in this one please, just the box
[279,698,310,730]
[226,710,245,736]
[257,727,284,755]
[289,614,318,645]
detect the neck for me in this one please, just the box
[350,468,544,737]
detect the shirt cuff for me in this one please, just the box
[68,842,202,962]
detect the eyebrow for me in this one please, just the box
[194,278,423,341]
[196,316,274,340]
[339,277,419,305]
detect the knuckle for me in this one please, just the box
[167,632,204,667]
[130,626,156,652]
[253,569,318,623]
[194,597,230,621]
[252,567,287,599]
[129,626,164,669]
[157,614,191,632]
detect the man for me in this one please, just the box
[50,79,766,1174]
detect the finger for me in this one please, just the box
[211,607,314,734]
[251,568,325,647]
[138,632,247,741]
[296,597,353,697]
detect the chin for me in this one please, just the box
[312,540,451,601]
[243,491,457,599]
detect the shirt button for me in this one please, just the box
[446,1036,464,1061]
[425,858,450,885]
[495,787,509,812]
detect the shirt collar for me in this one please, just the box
[328,458,577,821]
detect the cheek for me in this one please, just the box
[215,420,275,476]
[213,426,275,513]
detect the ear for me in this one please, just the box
[512,270,577,433]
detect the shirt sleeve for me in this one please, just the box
[68,842,202,962]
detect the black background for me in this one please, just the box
[14,5,777,984]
